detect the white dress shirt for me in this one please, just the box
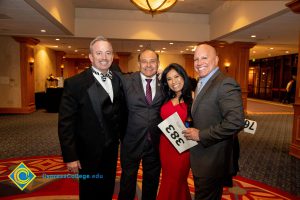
[140,73,156,101]
[92,66,114,102]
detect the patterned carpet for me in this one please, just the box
[0,156,297,200]
[0,99,299,197]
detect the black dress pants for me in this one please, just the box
[193,176,224,200]
[79,143,119,200]
[119,140,161,200]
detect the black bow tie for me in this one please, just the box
[93,70,112,81]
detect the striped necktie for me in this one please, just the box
[145,79,152,105]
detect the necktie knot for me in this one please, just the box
[146,79,152,84]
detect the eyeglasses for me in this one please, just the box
[139,59,158,65]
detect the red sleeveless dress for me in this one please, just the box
[156,100,191,200]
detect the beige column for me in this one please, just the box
[182,54,195,78]
[289,32,300,159]
[286,0,300,159]
[13,37,39,113]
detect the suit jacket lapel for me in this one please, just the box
[152,77,163,104]
[132,72,148,104]
[192,70,221,115]
[111,71,120,98]
[86,68,104,124]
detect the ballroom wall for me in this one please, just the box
[127,53,186,73]
[0,36,21,108]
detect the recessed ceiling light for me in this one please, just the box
[55,38,60,41]
[162,47,166,50]
[68,46,72,48]
[169,42,174,45]
[40,29,46,32]
[285,51,289,54]
[251,35,256,38]
[139,45,143,48]
[185,48,189,51]
[53,45,58,48]
[137,49,141,52]
[269,47,274,50]
[74,50,78,52]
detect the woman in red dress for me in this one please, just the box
[157,63,193,200]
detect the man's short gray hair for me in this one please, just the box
[89,36,112,53]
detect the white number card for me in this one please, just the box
[244,119,257,134]
[158,112,198,153]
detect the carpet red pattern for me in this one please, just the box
[0,155,296,200]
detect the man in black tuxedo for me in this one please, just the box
[118,49,165,200]
[58,36,126,199]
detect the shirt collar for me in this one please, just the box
[91,66,111,75]
[140,73,156,82]
[200,67,219,84]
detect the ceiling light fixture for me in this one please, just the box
[131,0,177,16]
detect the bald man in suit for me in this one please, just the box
[183,44,244,200]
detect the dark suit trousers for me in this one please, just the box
[79,143,119,200]
[193,176,224,200]
[119,140,161,200]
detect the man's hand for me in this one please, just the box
[183,128,200,141]
[67,160,81,173]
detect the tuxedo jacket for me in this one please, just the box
[58,68,126,164]
[121,72,164,158]
[191,69,244,178]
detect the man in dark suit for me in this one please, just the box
[58,36,126,199]
[183,44,245,200]
[118,49,164,200]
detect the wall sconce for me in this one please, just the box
[224,62,231,72]
[29,61,34,72]
[60,64,64,77]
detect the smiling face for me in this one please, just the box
[139,50,159,78]
[166,69,184,97]
[89,40,113,73]
[193,44,219,78]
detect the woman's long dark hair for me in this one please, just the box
[161,63,193,111]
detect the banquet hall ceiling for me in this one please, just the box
[0,0,299,60]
